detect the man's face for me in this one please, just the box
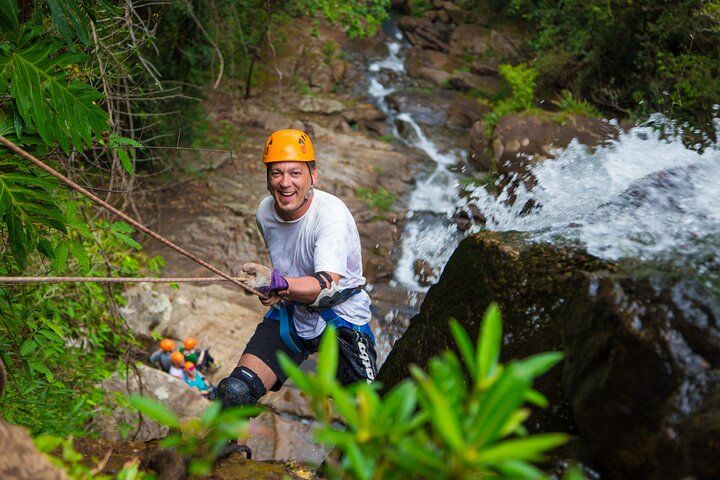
[267,161,317,221]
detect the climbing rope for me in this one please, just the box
[0,276,246,284]
[0,135,266,298]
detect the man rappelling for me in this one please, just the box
[217,129,378,408]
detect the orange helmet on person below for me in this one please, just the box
[184,337,197,350]
[160,338,174,352]
[183,361,196,371]
[263,129,314,163]
[171,351,184,364]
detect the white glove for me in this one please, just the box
[237,262,272,289]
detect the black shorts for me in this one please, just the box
[243,317,378,391]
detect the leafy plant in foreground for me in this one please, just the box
[128,396,262,477]
[34,434,147,480]
[279,303,569,479]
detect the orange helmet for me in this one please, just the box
[263,129,314,163]
[171,351,184,364]
[160,339,174,352]
[183,361,196,371]
[183,337,197,350]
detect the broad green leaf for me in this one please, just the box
[70,241,90,272]
[277,352,313,393]
[476,433,568,463]
[329,383,360,428]
[53,240,69,272]
[108,133,143,148]
[410,365,465,452]
[201,401,222,427]
[4,32,108,152]
[449,318,476,378]
[111,221,134,233]
[317,325,338,387]
[117,148,133,175]
[376,381,418,429]
[468,365,529,447]
[128,394,181,429]
[20,339,38,356]
[113,232,142,250]
[515,351,564,381]
[344,441,373,480]
[494,459,546,479]
[37,237,54,258]
[0,0,19,38]
[524,388,549,408]
[29,360,54,381]
[44,0,93,47]
[478,302,502,386]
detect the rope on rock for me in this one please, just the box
[0,135,265,298]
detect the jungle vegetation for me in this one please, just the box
[0,0,717,469]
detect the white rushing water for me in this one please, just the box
[460,116,720,267]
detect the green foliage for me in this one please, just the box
[128,396,262,476]
[34,434,148,479]
[552,90,601,117]
[0,25,108,153]
[355,186,395,212]
[498,63,537,111]
[651,51,720,121]
[493,0,720,132]
[410,0,433,17]
[0,210,164,435]
[482,63,538,135]
[280,304,569,479]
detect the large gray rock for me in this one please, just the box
[378,232,720,480]
[0,420,68,479]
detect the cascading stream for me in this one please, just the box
[366,22,465,293]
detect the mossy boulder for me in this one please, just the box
[378,231,720,480]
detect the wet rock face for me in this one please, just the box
[564,274,720,480]
[378,232,720,480]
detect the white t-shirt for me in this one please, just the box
[256,189,371,339]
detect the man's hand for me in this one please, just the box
[239,263,289,297]
[238,262,271,289]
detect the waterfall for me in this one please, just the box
[460,115,720,284]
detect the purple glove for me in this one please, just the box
[257,269,289,295]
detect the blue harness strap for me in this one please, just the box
[265,304,307,355]
[265,299,375,355]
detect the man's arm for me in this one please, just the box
[283,272,340,304]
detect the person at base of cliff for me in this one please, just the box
[168,351,186,381]
[217,128,378,409]
[148,338,175,372]
[183,361,216,400]
[180,336,218,373]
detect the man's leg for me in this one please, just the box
[335,327,378,386]
[217,317,307,408]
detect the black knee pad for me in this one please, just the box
[217,366,267,409]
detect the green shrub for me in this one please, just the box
[355,186,395,212]
[552,90,601,117]
[279,303,569,479]
[498,63,537,111]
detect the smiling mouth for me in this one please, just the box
[278,191,296,202]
